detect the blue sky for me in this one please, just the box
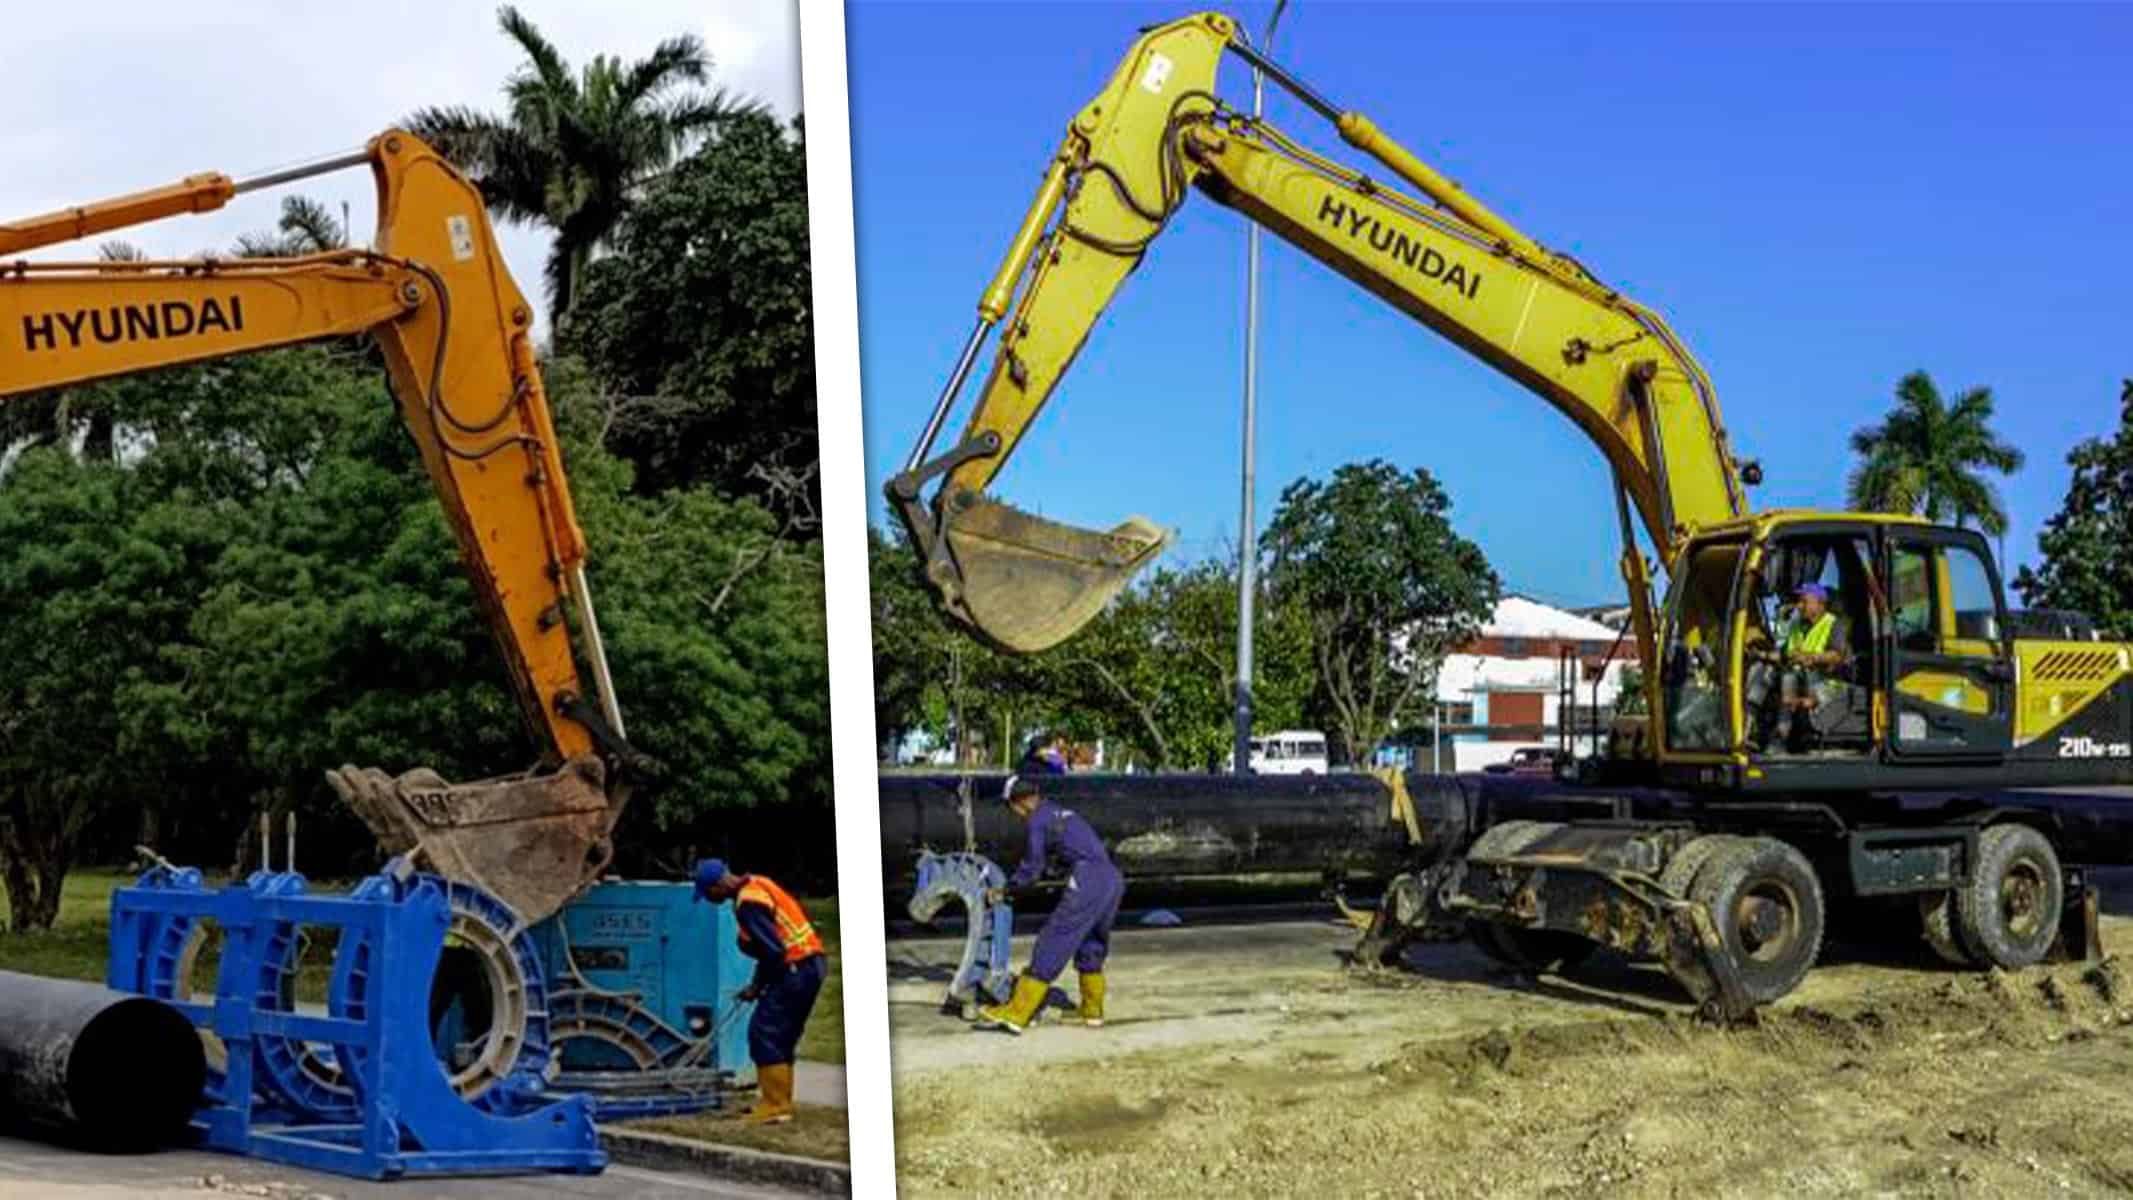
[849,1,2132,609]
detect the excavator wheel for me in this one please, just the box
[1686,836,1825,1007]
[1918,890,1975,966]
[1465,819,1554,860]
[1658,833,1748,899]
[1952,823,2063,970]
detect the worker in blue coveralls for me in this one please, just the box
[976,774,1124,1034]
[693,858,827,1124]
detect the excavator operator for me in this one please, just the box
[693,858,828,1126]
[1750,582,1853,751]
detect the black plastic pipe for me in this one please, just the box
[0,970,205,1149]
[880,770,2133,891]
[878,771,1467,887]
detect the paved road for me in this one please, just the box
[0,1135,812,1200]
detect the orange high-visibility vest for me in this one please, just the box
[736,875,825,963]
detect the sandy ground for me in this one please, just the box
[886,870,2133,1198]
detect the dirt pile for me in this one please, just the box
[894,954,2133,1198]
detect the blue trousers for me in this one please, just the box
[1027,864,1124,983]
[749,953,827,1067]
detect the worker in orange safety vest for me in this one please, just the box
[694,858,828,1125]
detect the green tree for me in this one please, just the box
[870,525,1044,767]
[234,195,348,258]
[1847,370,2024,535]
[871,526,1320,772]
[1263,460,1499,765]
[564,114,813,502]
[2014,380,2133,637]
[405,5,764,321]
[1040,560,1315,770]
[0,453,224,928]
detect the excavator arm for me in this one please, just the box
[0,131,644,923]
[888,12,1755,659]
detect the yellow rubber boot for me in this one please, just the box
[975,975,1049,1035]
[1077,972,1106,1027]
[744,1062,795,1124]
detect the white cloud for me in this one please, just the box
[0,0,800,338]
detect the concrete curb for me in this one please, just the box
[601,1127,852,1196]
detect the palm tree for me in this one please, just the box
[1847,370,2024,536]
[234,196,348,258]
[403,6,762,321]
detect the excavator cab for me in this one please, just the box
[1655,515,2019,786]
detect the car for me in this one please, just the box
[1482,747,1570,777]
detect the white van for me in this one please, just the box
[1249,730,1329,775]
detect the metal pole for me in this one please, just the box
[1233,0,1290,776]
[906,318,991,474]
[230,148,375,197]
[568,565,626,740]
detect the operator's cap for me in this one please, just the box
[1794,582,1828,601]
[691,858,728,902]
[1002,774,1039,802]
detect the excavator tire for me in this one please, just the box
[1465,819,1554,860]
[1918,890,1975,966]
[1953,823,2063,970]
[1658,834,1748,899]
[1687,836,1825,1007]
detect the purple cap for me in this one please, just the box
[1794,582,1828,601]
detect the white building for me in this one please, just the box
[1415,596,1639,772]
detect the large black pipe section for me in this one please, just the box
[878,771,1475,888]
[881,771,2133,892]
[0,970,205,1150]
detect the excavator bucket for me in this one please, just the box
[327,756,620,928]
[939,497,1167,653]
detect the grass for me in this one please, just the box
[797,896,843,1065]
[0,868,135,982]
[629,1105,850,1164]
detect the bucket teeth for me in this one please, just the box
[940,498,1166,653]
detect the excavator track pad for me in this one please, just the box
[939,497,1167,653]
[327,756,619,927]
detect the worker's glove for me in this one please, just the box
[737,984,763,1003]
[984,887,1007,905]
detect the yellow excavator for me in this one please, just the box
[888,13,2127,1015]
[0,130,653,926]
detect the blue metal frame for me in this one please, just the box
[108,864,603,1181]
